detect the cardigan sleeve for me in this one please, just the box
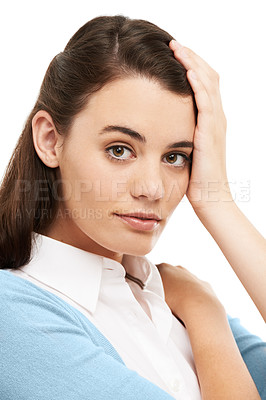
[228,315,266,399]
[0,271,174,400]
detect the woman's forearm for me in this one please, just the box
[157,263,261,398]
[194,200,266,321]
[185,303,260,399]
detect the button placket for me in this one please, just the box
[132,327,187,394]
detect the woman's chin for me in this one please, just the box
[110,236,159,257]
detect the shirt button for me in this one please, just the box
[170,378,181,393]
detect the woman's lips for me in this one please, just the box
[114,214,160,231]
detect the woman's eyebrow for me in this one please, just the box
[98,125,194,149]
[165,141,193,150]
[99,125,146,143]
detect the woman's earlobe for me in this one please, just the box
[32,110,61,168]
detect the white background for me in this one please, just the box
[0,0,265,339]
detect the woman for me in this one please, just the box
[0,15,265,399]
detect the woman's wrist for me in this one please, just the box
[176,294,226,329]
[191,198,266,321]
[190,185,236,219]
[171,281,226,327]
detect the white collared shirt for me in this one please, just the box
[7,233,201,399]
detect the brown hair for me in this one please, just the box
[0,14,196,270]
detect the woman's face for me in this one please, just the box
[49,77,195,262]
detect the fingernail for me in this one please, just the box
[170,40,182,51]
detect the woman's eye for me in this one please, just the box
[106,145,133,161]
[163,153,189,167]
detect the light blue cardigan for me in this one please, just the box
[0,270,265,399]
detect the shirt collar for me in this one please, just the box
[19,233,160,314]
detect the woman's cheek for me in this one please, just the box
[165,172,189,204]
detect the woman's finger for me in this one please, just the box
[186,69,213,116]
[188,67,227,131]
[170,40,219,83]
[169,40,222,106]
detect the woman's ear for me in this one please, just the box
[32,110,63,168]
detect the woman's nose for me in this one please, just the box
[129,163,164,201]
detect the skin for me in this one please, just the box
[32,77,195,263]
[31,42,263,399]
[168,40,266,323]
[157,40,263,399]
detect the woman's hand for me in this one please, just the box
[169,40,266,323]
[156,262,224,324]
[156,262,260,399]
[169,40,234,213]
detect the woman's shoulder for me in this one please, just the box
[0,268,74,310]
[0,269,83,328]
[0,269,174,400]
[0,269,124,360]
[0,268,99,340]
